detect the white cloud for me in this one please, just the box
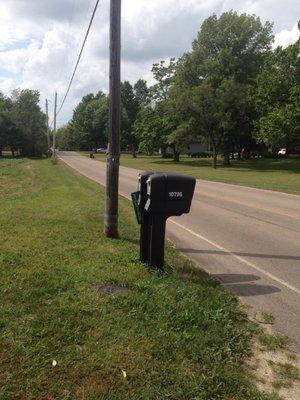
[219,0,299,31]
[0,77,15,93]
[274,23,299,48]
[0,5,28,50]
[0,0,299,126]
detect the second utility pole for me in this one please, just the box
[105,0,121,238]
[53,91,57,158]
[46,99,50,151]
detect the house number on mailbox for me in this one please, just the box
[169,192,183,198]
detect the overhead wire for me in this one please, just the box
[56,0,78,80]
[54,0,100,121]
[68,0,93,72]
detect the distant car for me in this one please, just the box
[278,148,287,156]
[96,148,108,153]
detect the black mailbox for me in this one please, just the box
[144,173,196,269]
[145,173,195,216]
[138,171,154,263]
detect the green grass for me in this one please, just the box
[83,153,300,195]
[0,157,278,399]
[258,333,291,351]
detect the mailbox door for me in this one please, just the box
[165,175,196,214]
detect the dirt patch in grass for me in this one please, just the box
[246,308,300,399]
[93,283,131,295]
[248,341,300,400]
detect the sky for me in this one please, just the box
[0,0,299,126]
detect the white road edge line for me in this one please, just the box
[59,154,300,296]
[169,219,300,295]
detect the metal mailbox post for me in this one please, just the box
[144,173,196,269]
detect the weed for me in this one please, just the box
[261,312,275,324]
[259,333,291,351]
[51,157,58,165]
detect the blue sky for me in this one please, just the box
[0,0,299,126]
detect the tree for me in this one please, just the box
[120,81,139,156]
[70,92,108,150]
[165,86,195,162]
[2,114,24,157]
[134,59,177,158]
[151,58,177,101]
[0,92,8,156]
[173,12,274,166]
[134,104,169,155]
[190,12,273,86]
[258,107,297,150]
[254,36,300,151]
[217,79,253,164]
[176,84,224,168]
[134,79,149,106]
[56,124,74,150]
[10,89,47,156]
[0,92,26,157]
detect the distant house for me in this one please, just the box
[184,142,210,155]
[161,141,210,155]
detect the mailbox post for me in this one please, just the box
[145,173,196,269]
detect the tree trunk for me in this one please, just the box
[173,151,180,162]
[0,147,2,157]
[231,144,235,160]
[223,141,230,166]
[11,149,15,158]
[212,147,217,169]
[160,145,167,158]
[172,144,180,162]
[223,150,230,166]
[132,144,137,158]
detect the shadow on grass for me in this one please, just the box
[28,156,50,161]
[0,155,23,160]
[0,155,48,161]
[166,259,217,287]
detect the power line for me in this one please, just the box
[56,0,100,118]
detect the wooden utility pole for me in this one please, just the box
[45,99,50,150]
[53,92,57,158]
[105,0,121,238]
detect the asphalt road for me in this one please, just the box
[59,151,300,351]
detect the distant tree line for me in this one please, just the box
[0,89,47,157]
[58,12,299,167]
[57,79,149,158]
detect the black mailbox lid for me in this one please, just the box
[145,173,196,215]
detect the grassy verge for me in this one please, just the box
[0,157,278,399]
[83,152,300,195]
